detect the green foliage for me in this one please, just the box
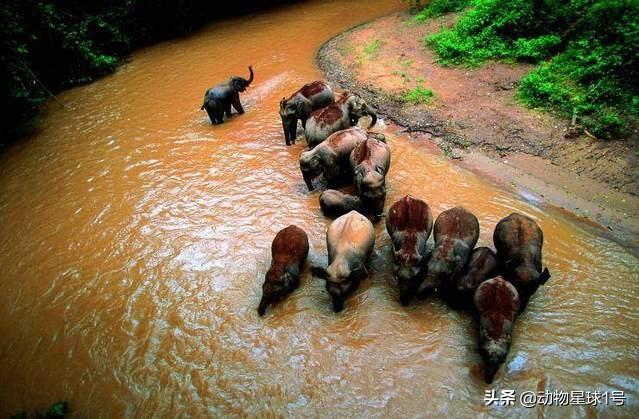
[401,85,435,104]
[415,0,471,20]
[425,0,639,138]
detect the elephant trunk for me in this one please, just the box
[365,105,377,128]
[247,66,254,86]
[303,172,315,191]
[258,296,269,316]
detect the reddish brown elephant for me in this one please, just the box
[474,276,520,383]
[280,81,335,145]
[386,195,434,305]
[258,225,309,316]
[349,134,391,219]
[493,212,550,311]
[305,92,376,148]
[452,246,498,308]
[417,207,479,299]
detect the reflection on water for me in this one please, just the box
[0,0,637,416]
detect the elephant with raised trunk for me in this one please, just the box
[305,92,377,149]
[201,66,254,124]
[280,81,335,146]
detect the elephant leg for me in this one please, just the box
[225,102,232,117]
[214,108,225,124]
[232,95,245,114]
[205,108,216,125]
[301,117,307,130]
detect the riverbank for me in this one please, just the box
[317,12,639,252]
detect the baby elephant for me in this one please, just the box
[350,134,391,219]
[300,127,368,191]
[319,189,362,218]
[493,212,550,311]
[452,247,498,308]
[418,207,479,299]
[201,66,253,124]
[258,225,309,316]
[312,210,375,312]
[386,195,434,305]
[280,81,335,145]
[474,276,520,384]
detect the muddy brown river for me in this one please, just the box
[0,0,638,417]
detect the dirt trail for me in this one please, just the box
[318,12,639,251]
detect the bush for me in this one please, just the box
[415,0,471,20]
[424,0,639,138]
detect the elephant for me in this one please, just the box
[474,276,520,384]
[350,134,391,220]
[311,210,375,312]
[280,81,335,146]
[452,246,498,309]
[304,92,377,149]
[258,225,309,316]
[386,195,434,305]
[417,207,480,299]
[319,189,362,218]
[201,66,254,124]
[300,127,368,191]
[493,212,550,312]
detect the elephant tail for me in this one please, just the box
[201,104,205,110]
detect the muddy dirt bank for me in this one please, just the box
[317,12,639,252]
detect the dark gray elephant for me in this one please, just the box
[201,66,254,124]
[280,81,335,145]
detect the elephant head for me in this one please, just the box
[312,261,367,312]
[345,95,377,128]
[258,265,298,316]
[299,151,321,191]
[395,252,424,305]
[280,97,311,145]
[231,66,254,92]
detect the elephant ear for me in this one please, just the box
[296,100,311,118]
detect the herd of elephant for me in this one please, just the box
[201,70,551,384]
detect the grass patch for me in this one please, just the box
[401,85,435,104]
[362,39,384,59]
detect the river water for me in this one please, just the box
[0,0,637,417]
